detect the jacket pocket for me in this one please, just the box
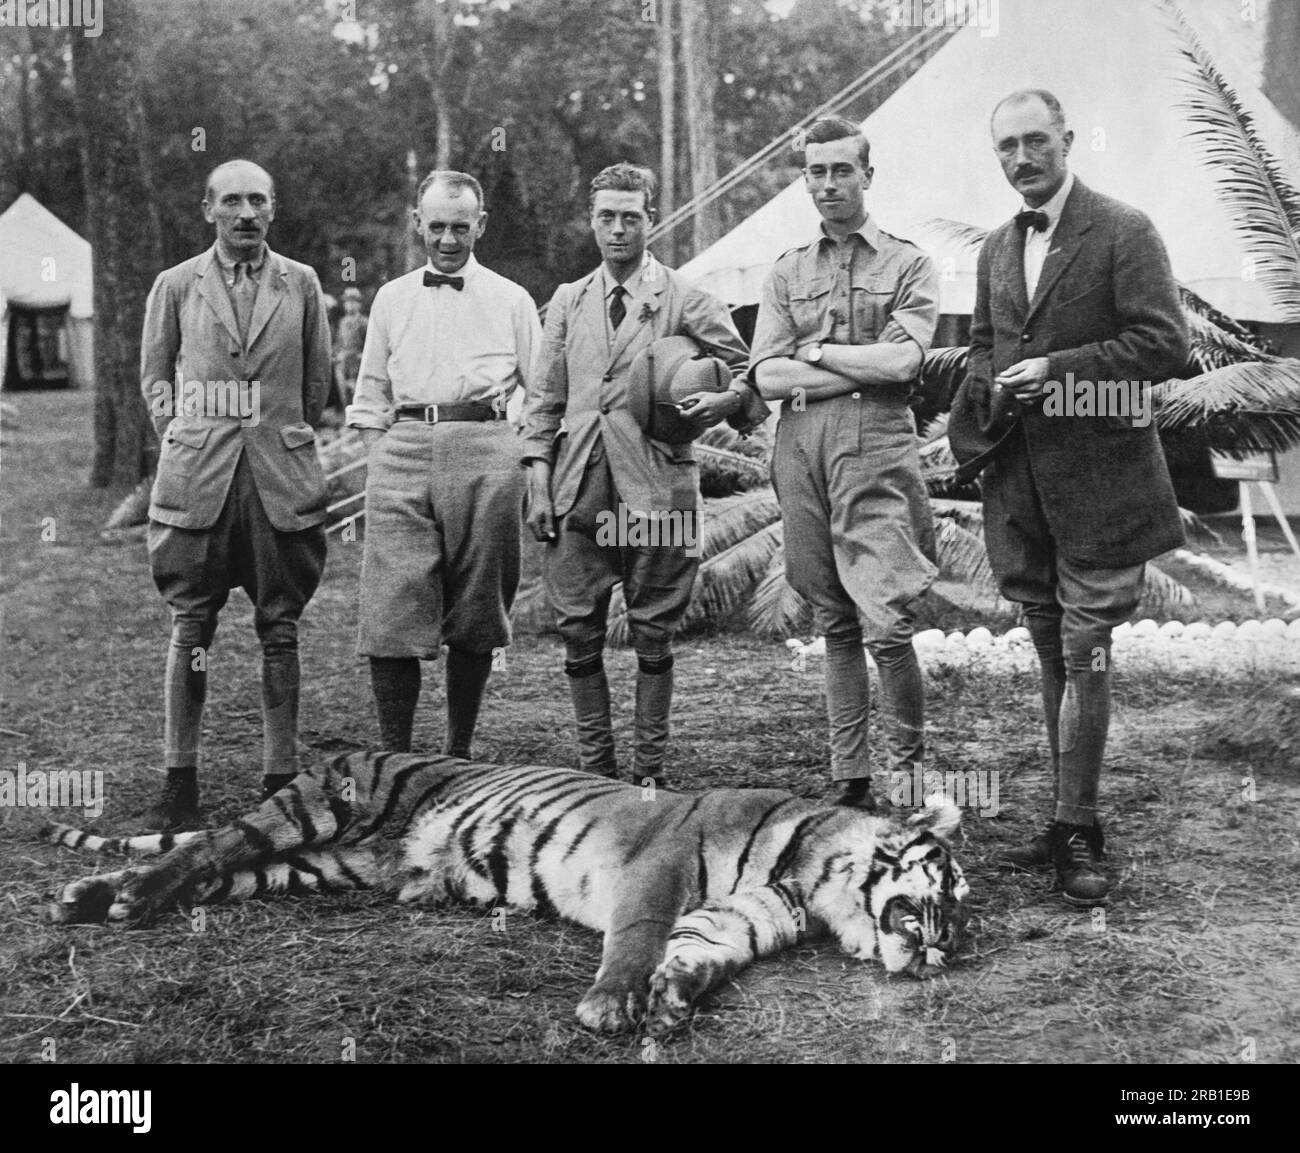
[279,422,317,450]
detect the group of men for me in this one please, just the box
[138,87,1190,908]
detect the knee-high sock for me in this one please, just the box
[824,628,870,782]
[867,637,925,772]
[370,656,421,753]
[261,646,302,775]
[444,647,494,760]
[565,648,616,775]
[633,650,674,783]
[1024,608,1067,801]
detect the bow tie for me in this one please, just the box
[1015,209,1050,233]
[423,271,464,290]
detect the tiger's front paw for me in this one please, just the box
[107,866,188,926]
[646,959,699,1035]
[575,984,647,1034]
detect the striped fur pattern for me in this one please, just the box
[42,753,969,1034]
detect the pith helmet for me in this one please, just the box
[627,335,733,444]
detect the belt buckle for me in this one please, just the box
[423,404,439,423]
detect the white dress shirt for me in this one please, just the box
[598,257,646,347]
[345,254,542,431]
[1023,171,1074,300]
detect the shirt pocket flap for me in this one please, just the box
[167,425,211,450]
[788,278,831,303]
[279,422,317,450]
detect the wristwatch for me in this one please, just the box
[726,385,749,413]
[806,343,824,364]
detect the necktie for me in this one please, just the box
[231,262,257,344]
[423,271,464,290]
[1015,209,1049,233]
[609,285,627,329]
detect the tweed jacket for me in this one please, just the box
[520,254,765,517]
[140,245,332,532]
[948,179,1190,567]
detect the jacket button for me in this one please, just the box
[1021,332,1032,343]
[602,373,613,383]
[600,405,610,414]
[851,392,860,400]
[231,350,240,357]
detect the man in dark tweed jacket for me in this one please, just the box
[949,89,1189,905]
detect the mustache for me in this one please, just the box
[1014,167,1042,179]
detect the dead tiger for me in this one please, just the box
[42,752,970,1034]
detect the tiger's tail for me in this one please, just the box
[38,822,206,856]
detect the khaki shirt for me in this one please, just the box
[749,215,939,375]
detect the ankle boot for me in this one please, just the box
[1050,820,1111,906]
[143,767,200,832]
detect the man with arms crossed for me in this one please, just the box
[751,117,940,811]
[949,90,1188,904]
[347,171,541,759]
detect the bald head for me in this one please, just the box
[203,160,276,260]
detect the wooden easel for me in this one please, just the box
[1211,451,1300,613]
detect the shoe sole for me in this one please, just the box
[1061,890,1111,907]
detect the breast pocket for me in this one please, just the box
[850,276,896,343]
[789,280,832,343]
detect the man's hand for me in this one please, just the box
[525,461,556,542]
[359,428,385,454]
[995,357,1052,401]
[676,389,742,431]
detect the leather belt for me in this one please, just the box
[394,403,505,423]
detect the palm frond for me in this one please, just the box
[929,499,985,534]
[919,433,965,497]
[699,489,782,559]
[934,516,998,595]
[915,218,989,261]
[1163,0,1300,318]
[1180,286,1274,371]
[920,346,970,412]
[743,546,814,639]
[695,442,771,495]
[1136,561,1197,619]
[1153,359,1300,454]
[1179,505,1223,547]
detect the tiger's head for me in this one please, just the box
[806,795,969,978]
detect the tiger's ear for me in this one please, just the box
[905,794,962,842]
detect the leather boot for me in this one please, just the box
[565,652,617,777]
[1000,818,1103,872]
[143,767,200,832]
[633,652,674,787]
[1051,820,1111,905]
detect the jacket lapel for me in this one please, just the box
[607,257,665,368]
[997,224,1030,319]
[1026,180,1093,321]
[570,270,606,357]
[196,248,242,348]
[245,249,287,352]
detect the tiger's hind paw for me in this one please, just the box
[45,875,121,924]
[574,985,647,1034]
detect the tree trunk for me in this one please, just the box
[656,0,677,267]
[419,0,457,170]
[680,0,720,256]
[72,2,162,491]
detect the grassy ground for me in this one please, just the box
[2,392,1298,1064]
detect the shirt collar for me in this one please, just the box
[818,213,880,251]
[423,253,480,283]
[600,252,649,298]
[1023,171,1074,230]
[214,242,267,273]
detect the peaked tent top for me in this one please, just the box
[0,193,94,318]
[679,0,1300,323]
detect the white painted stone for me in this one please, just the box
[1132,618,1159,637]
[1183,621,1212,640]
[1159,620,1185,638]
[1211,621,1238,640]
[1236,619,1263,641]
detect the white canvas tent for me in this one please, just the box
[679,0,1300,512]
[0,193,94,390]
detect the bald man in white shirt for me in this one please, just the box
[346,171,541,758]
